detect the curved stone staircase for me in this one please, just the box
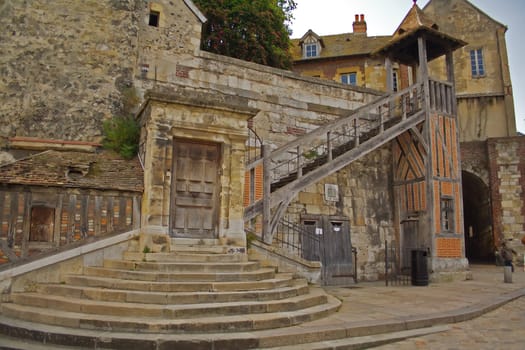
[0,238,341,348]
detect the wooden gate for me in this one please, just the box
[302,215,355,286]
[170,140,221,238]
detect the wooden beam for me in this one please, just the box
[262,145,272,243]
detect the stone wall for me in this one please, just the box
[460,141,490,186]
[459,137,525,265]
[283,147,394,281]
[487,137,525,258]
[0,0,145,143]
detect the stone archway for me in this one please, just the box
[462,171,493,263]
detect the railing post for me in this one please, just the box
[379,106,384,134]
[385,239,389,286]
[262,145,272,244]
[297,145,303,178]
[327,131,333,161]
[354,116,360,147]
[402,93,407,120]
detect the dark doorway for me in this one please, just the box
[170,140,221,238]
[462,171,493,263]
[29,206,55,242]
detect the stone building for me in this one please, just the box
[0,0,511,287]
[290,0,525,265]
[0,0,498,346]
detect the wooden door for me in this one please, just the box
[301,215,354,286]
[170,140,221,238]
[321,218,354,286]
[29,206,55,242]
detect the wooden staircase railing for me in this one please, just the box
[244,79,453,242]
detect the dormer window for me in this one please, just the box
[299,30,323,59]
[305,43,318,58]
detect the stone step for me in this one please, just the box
[103,259,260,272]
[40,280,310,304]
[0,320,450,350]
[171,238,221,246]
[266,325,450,350]
[82,266,276,282]
[123,251,247,262]
[170,244,232,254]
[1,294,341,333]
[10,290,327,319]
[64,273,296,292]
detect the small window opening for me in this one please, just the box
[149,11,160,27]
[66,164,90,179]
[441,197,454,232]
[392,70,399,92]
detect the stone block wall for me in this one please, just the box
[0,0,143,142]
[460,137,525,265]
[487,137,525,259]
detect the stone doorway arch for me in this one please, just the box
[462,171,493,263]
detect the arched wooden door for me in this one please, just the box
[170,139,221,238]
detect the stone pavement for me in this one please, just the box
[373,297,525,349]
[268,264,525,349]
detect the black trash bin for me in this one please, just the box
[411,249,429,286]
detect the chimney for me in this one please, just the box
[352,13,367,35]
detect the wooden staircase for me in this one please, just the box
[244,81,431,239]
[0,238,340,347]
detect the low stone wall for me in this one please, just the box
[0,230,138,300]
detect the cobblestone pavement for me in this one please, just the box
[372,291,525,349]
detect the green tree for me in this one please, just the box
[193,0,297,70]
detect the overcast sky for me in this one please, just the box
[290,0,525,133]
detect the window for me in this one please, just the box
[149,10,160,27]
[392,70,399,92]
[305,43,318,58]
[341,72,357,86]
[470,49,485,77]
[441,197,454,232]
